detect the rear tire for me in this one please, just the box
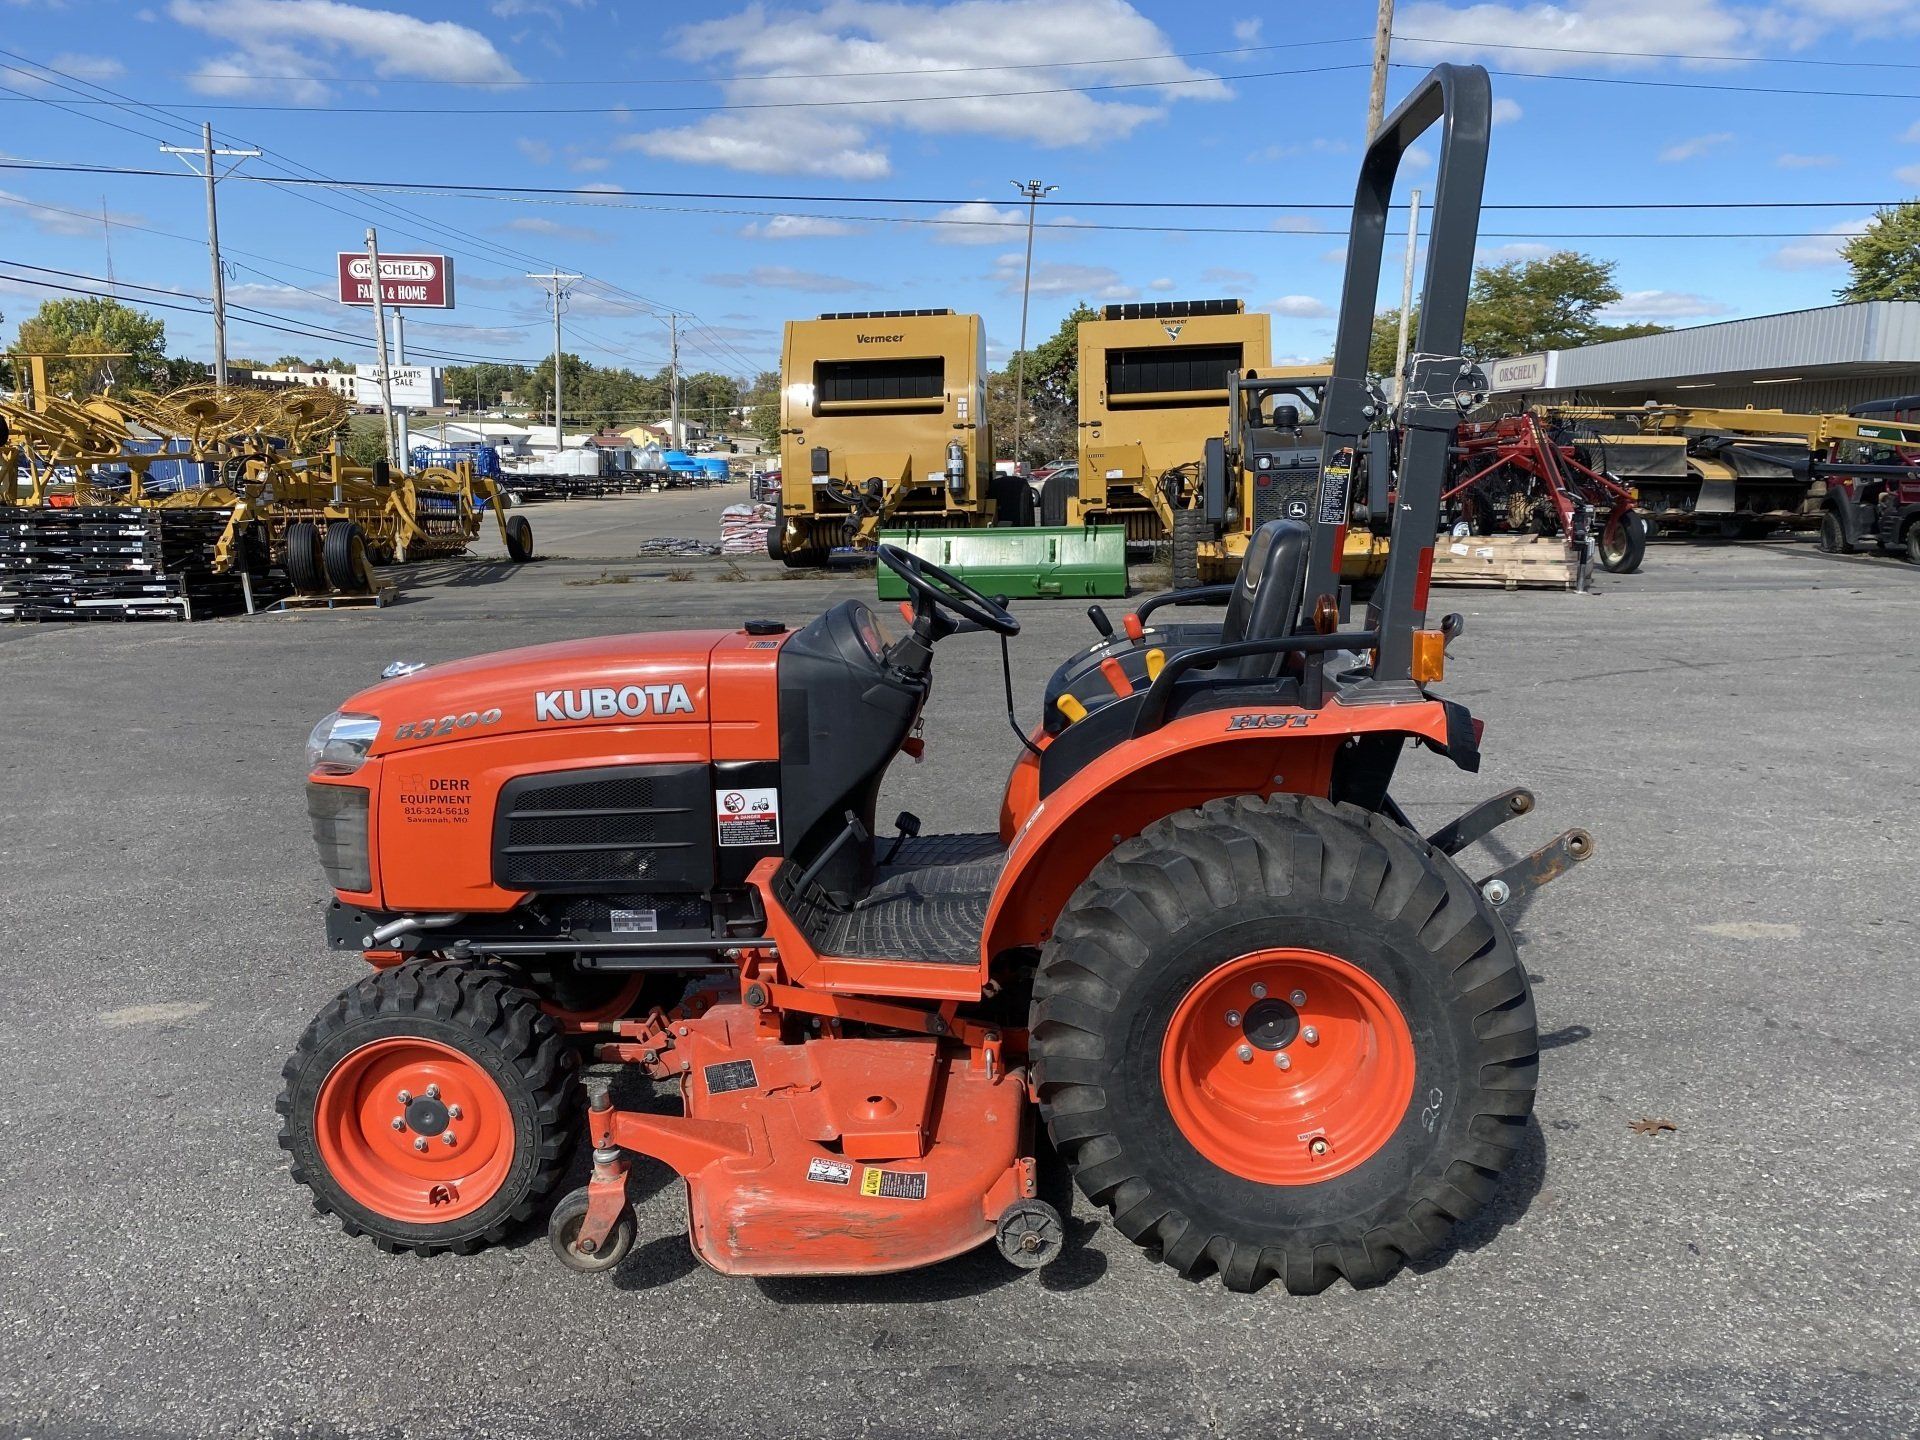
[1170,507,1208,590]
[764,500,784,560]
[1818,511,1847,554]
[1032,795,1537,1294]
[277,962,579,1256]
[504,514,534,563]
[1041,472,1075,527]
[1597,508,1646,574]
[1906,523,1920,565]
[323,522,372,592]
[284,520,328,594]
[989,474,1035,527]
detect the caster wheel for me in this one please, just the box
[547,1187,635,1273]
[995,1198,1064,1270]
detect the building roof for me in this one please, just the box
[1495,301,1920,394]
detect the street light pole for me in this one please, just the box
[1009,178,1056,467]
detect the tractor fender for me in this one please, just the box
[980,699,1458,964]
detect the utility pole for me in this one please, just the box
[1367,0,1396,142]
[159,123,259,386]
[668,313,681,450]
[392,309,410,464]
[1009,178,1056,467]
[1393,188,1421,399]
[365,229,399,465]
[101,198,115,297]
[526,270,580,450]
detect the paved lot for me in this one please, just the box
[0,492,1915,1438]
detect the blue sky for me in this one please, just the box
[2,0,1916,382]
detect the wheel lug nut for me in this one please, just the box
[442,1132,457,1147]
[1289,990,1307,1006]
[397,1090,412,1105]
[390,1116,406,1131]
[1274,1052,1291,1070]
[426,1084,441,1100]
[1309,1137,1329,1157]
[447,1105,462,1120]
[1303,1026,1320,1045]
[1250,983,1267,999]
[1236,1044,1253,1063]
[413,1137,428,1152]
[1225,1010,1242,1026]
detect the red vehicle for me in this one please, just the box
[279,66,1590,1291]
[1818,396,1920,562]
[1447,411,1647,573]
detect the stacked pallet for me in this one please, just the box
[1429,533,1588,592]
[0,507,251,621]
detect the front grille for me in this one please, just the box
[493,763,713,892]
[307,782,371,894]
[1253,465,1319,527]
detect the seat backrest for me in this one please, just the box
[1219,518,1310,678]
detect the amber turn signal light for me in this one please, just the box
[1412,629,1447,684]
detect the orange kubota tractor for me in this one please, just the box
[280,66,1590,1292]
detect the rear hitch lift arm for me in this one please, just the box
[1476,829,1595,910]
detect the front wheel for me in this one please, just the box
[504,514,534,563]
[277,962,579,1255]
[1032,795,1537,1294]
[1597,508,1647,574]
[1818,511,1847,555]
[1170,507,1208,590]
[1906,524,1920,564]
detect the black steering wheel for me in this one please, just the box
[877,544,1020,638]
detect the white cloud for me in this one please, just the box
[740,214,866,239]
[1600,290,1731,320]
[516,137,553,165]
[1898,162,1920,186]
[1904,119,1920,143]
[1393,1,1754,71]
[704,264,874,293]
[1249,137,1348,162]
[1660,132,1734,163]
[629,0,1226,177]
[47,52,126,81]
[1269,215,1326,234]
[1776,152,1838,168]
[620,112,889,181]
[1405,145,1433,169]
[1202,266,1256,286]
[496,216,612,244]
[225,281,341,312]
[1267,295,1331,318]
[1148,277,1176,292]
[990,256,1131,298]
[0,189,145,237]
[1477,242,1554,263]
[1491,97,1522,125]
[929,200,1028,245]
[169,0,520,100]
[1232,16,1262,43]
[569,155,610,173]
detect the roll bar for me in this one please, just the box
[1310,63,1492,696]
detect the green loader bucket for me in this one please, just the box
[874,525,1128,601]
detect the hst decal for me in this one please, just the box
[534,684,696,722]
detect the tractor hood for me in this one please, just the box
[342,630,748,756]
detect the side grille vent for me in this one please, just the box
[493,764,713,892]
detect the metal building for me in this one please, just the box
[1488,301,1920,414]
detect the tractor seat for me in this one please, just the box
[1035,519,1311,795]
[775,833,1005,966]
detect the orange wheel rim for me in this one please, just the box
[314,1038,515,1223]
[1159,948,1415,1185]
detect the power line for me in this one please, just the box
[0,61,1354,117]
[166,35,1374,87]
[0,158,1899,212]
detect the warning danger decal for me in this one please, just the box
[703,1059,759,1095]
[806,1158,854,1186]
[860,1167,929,1201]
[715,786,780,847]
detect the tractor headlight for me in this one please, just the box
[306,711,381,775]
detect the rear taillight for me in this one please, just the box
[307,782,371,894]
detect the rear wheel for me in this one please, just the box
[990,473,1036,527]
[1170,507,1208,590]
[1597,508,1647,574]
[323,522,372,592]
[1818,511,1847,554]
[1032,795,1537,1294]
[1041,472,1075,527]
[277,962,579,1255]
[504,514,534,563]
[284,520,327,594]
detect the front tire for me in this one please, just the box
[277,962,579,1255]
[1170,507,1208,590]
[1031,795,1537,1294]
[1597,508,1646,574]
[1818,510,1847,555]
[504,514,534,563]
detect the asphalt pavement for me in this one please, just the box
[0,491,1915,1438]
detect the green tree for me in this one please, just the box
[13,296,167,395]
[744,369,780,447]
[682,371,742,430]
[989,302,1098,463]
[442,362,531,412]
[1838,201,1920,301]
